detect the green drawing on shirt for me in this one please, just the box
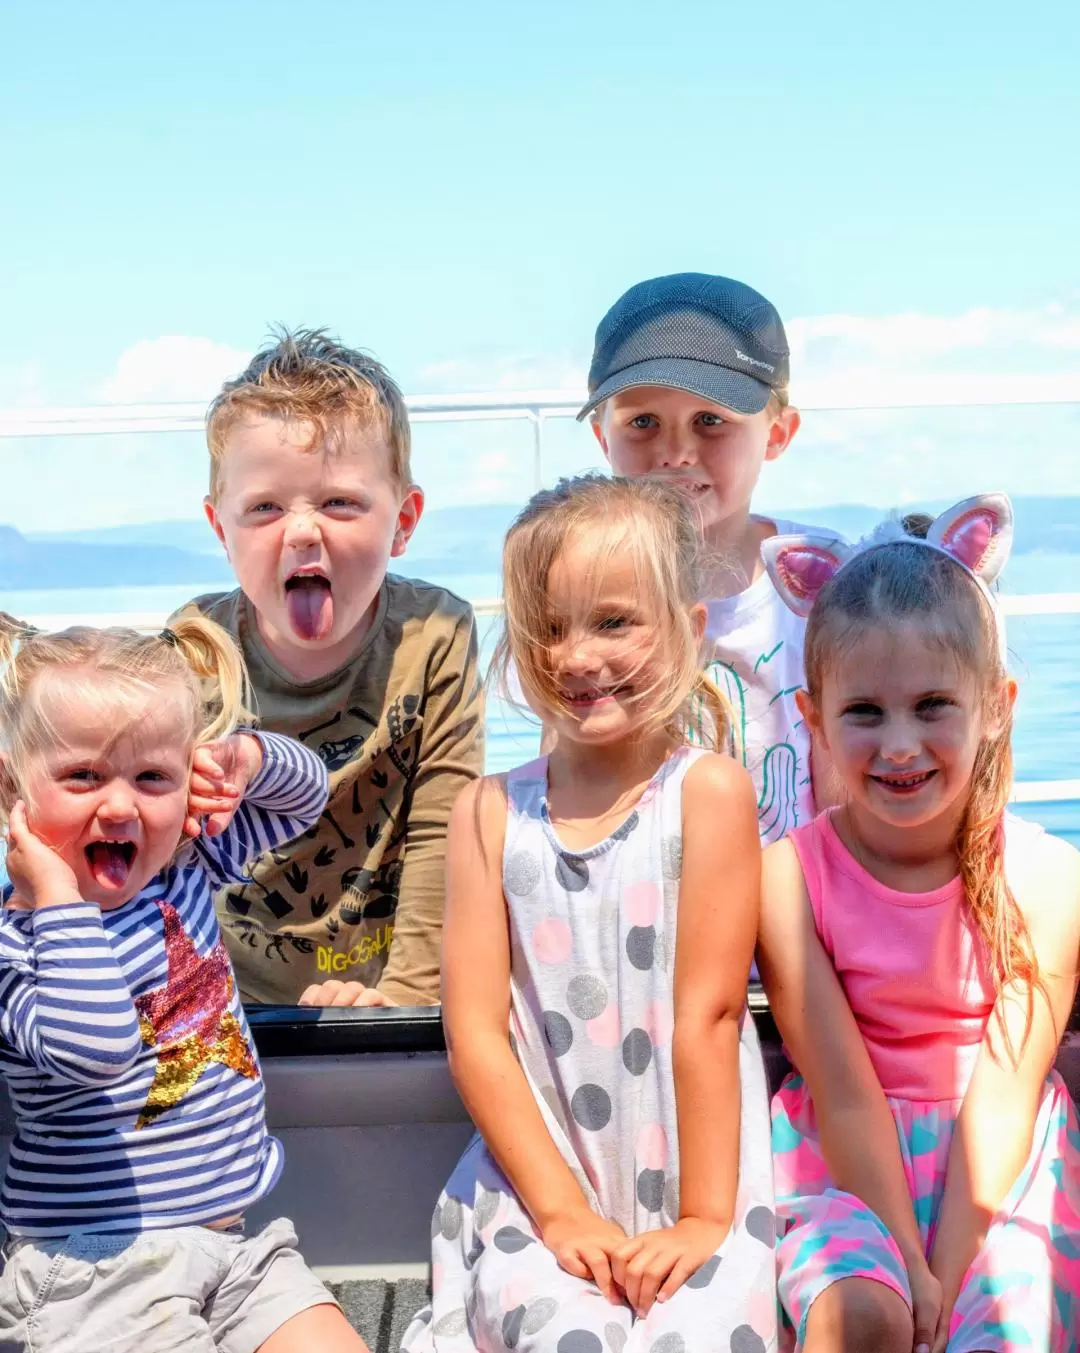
[701,652,803,841]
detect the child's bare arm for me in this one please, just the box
[757,839,932,1277]
[376,611,484,1006]
[928,834,1080,1348]
[613,753,759,1315]
[441,776,625,1300]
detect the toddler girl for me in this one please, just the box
[0,615,367,1353]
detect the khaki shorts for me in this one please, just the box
[0,1216,338,1353]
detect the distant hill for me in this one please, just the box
[12,495,1080,592]
[0,525,234,589]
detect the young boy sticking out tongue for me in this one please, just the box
[181,330,484,1008]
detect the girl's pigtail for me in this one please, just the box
[163,616,251,743]
[682,670,738,758]
[0,612,30,688]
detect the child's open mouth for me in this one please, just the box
[562,686,629,709]
[85,840,137,890]
[284,569,334,641]
[871,770,937,795]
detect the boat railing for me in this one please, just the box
[2,389,1078,812]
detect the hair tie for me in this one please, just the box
[159,627,180,648]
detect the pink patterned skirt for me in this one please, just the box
[772,1071,1080,1352]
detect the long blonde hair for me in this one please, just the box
[802,540,1040,1040]
[0,613,250,820]
[489,474,733,750]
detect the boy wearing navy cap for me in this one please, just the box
[582,273,824,842]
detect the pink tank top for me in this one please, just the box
[788,811,1037,1102]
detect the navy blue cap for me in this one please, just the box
[578,273,790,420]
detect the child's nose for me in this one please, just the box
[284,511,321,546]
[658,429,699,468]
[98,784,137,822]
[880,719,920,762]
[557,634,601,673]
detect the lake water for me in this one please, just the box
[2,551,1077,844]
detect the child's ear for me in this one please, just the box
[590,415,611,461]
[984,675,1019,740]
[764,406,801,464]
[391,486,425,558]
[204,497,229,554]
[689,602,707,648]
[795,687,826,743]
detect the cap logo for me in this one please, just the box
[735,349,775,374]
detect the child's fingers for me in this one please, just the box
[189,774,239,799]
[6,800,27,842]
[554,1249,589,1282]
[580,1246,618,1304]
[655,1255,696,1304]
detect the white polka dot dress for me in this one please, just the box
[402,747,778,1353]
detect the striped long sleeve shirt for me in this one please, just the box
[0,731,329,1238]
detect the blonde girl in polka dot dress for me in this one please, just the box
[402,475,777,1353]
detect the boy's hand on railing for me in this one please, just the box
[612,1217,728,1316]
[184,733,264,840]
[541,1209,628,1305]
[4,801,83,910]
[297,980,398,1008]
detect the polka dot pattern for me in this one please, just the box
[626,925,656,970]
[585,1004,622,1049]
[439,1198,462,1241]
[566,974,608,1021]
[432,1308,468,1337]
[544,1010,574,1057]
[570,1083,611,1131]
[521,1298,558,1335]
[685,1254,722,1289]
[502,1305,526,1349]
[493,1226,534,1254]
[622,1027,652,1075]
[558,1333,603,1353]
[604,1322,627,1353]
[730,1327,767,1353]
[555,853,591,891]
[472,1187,501,1234]
[636,1167,665,1212]
[532,917,573,965]
[504,850,542,895]
[405,746,779,1353]
[744,1205,776,1249]
[661,834,682,880]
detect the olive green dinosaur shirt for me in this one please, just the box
[177,576,483,1006]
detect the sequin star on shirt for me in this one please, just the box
[134,900,258,1129]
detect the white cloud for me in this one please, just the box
[414,351,585,394]
[99,337,252,404]
[789,298,1080,409]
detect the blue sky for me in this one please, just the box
[2,1,1079,530]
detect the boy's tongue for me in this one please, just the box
[286,577,334,641]
[87,843,131,890]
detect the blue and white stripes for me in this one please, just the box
[0,731,328,1237]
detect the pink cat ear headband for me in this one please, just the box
[760,493,1014,628]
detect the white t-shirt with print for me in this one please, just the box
[702,516,817,846]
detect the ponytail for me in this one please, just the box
[958,698,1044,1056]
[158,615,251,744]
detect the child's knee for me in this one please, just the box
[803,1278,912,1353]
